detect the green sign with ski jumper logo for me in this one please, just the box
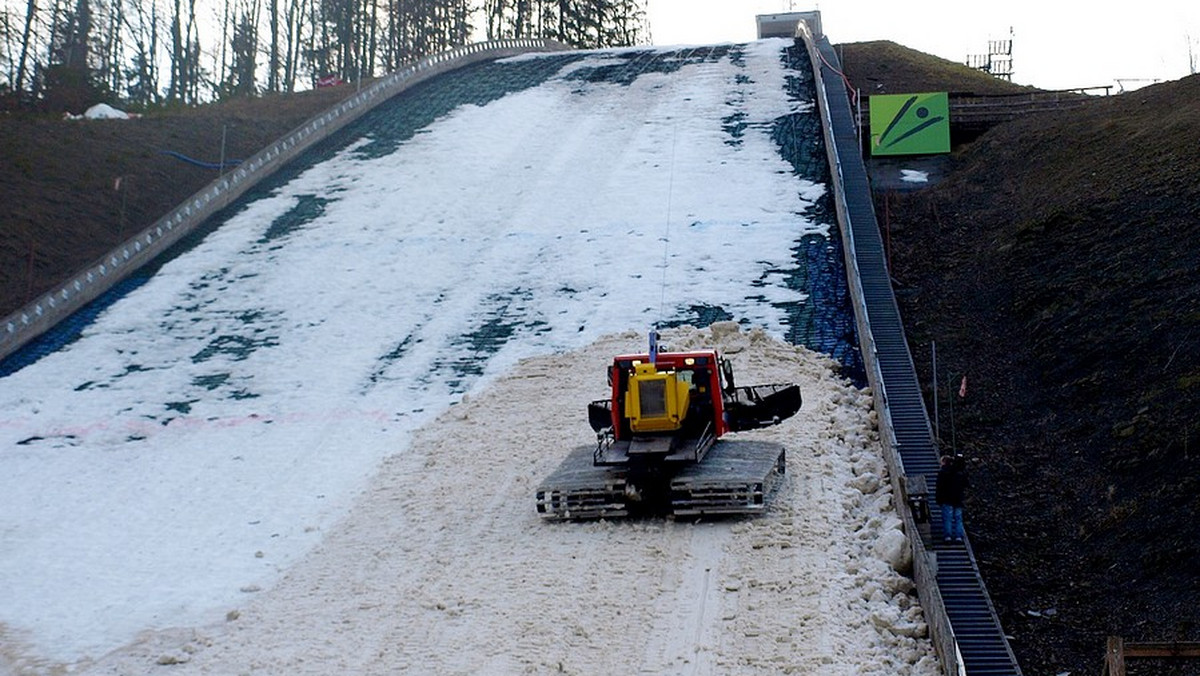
[869,92,950,156]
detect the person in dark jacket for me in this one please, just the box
[936,454,969,542]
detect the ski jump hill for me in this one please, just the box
[0,13,1022,676]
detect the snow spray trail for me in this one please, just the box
[0,39,865,667]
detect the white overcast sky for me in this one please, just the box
[646,0,1200,92]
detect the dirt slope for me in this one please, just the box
[0,86,352,317]
[840,41,1200,676]
[836,40,1035,96]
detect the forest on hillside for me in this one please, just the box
[0,0,646,111]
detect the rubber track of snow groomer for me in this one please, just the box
[536,440,785,520]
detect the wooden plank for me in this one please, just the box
[1106,636,1200,676]
[1105,636,1125,676]
[1122,641,1200,658]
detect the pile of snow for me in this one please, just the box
[71,325,937,675]
[899,169,929,183]
[63,103,139,120]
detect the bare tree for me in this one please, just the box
[120,0,160,103]
[280,0,305,90]
[12,0,39,92]
[97,0,124,95]
[214,0,229,89]
[166,0,200,101]
[1188,33,1197,75]
[226,0,259,96]
[3,0,646,104]
[166,0,184,99]
[1,10,10,87]
[483,0,505,40]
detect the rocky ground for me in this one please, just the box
[2,40,1198,675]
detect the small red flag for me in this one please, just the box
[958,375,967,398]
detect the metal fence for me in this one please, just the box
[857,90,1093,134]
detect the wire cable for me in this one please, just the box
[657,120,678,331]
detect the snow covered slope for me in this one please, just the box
[0,40,932,674]
[74,326,936,675]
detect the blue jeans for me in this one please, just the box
[941,504,964,541]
